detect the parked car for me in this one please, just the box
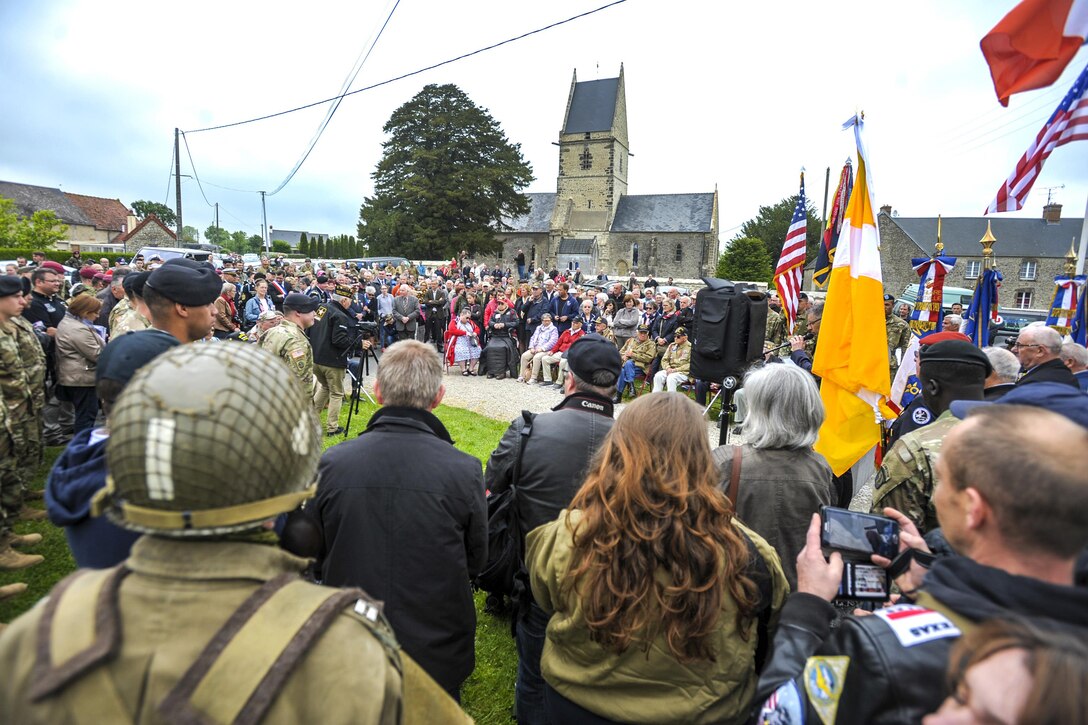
[137,246,219,268]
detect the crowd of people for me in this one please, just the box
[0,249,1086,724]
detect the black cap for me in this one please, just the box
[96,330,180,385]
[919,340,993,375]
[566,333,621,384]
[883,293,896,302]
[316,275,329,284]
[123,271,150,297]
[674,326,688,336]
[571,316,584,325]
[333,284,355,298]
[0,276,23,297]
[145,259,222,306]
[283,292,319,313]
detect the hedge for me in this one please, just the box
[0,248,129,266]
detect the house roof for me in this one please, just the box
[64,192,129,232]
[563,77,619,134]
[0,180,92,226]
[117,214,176,243]
[270,229,328,247]
[502,193,556,233]
[611,193,715,233]
[558,238,595,255]
[886,215,1083,258]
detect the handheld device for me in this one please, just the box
[820,506,900,560]
[838,561,890,601]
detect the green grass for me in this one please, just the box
[2,402,517,724]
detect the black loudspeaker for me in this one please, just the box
[690,278,768,381]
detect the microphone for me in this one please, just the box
[766,332,814,354]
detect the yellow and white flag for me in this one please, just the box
[813,115,895,476]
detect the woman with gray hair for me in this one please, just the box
[712,364,833,588]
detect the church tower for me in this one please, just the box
[553,65,629,232]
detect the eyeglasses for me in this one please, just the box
[1011,342,1041,350]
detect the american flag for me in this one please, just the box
[986,61,1088,213]
[774,174,808,333]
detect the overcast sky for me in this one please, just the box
[1,0,1085,248]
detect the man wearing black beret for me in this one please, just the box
[868,339,992,534]
[260,293,319,399]
[142,259,222,343]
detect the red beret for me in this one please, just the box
[40,261,65,273]
[79,267,97,279]
[919,331,971,346]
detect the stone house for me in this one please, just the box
[117,214,177,252]
[498,67,720,280]
[0,180,130,249]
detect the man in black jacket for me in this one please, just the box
[485,334,621,725]
[309,285,358,435]
[1013,325,1078,388]
[754,404,1088,724]
[422,278,448,352]
[314,341,486,701]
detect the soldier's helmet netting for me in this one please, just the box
[102,343,321,537]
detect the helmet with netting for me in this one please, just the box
[94,343,321,537]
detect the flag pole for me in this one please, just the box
[1077,193,1087,275]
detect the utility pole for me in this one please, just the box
[174,128,184,241]
[214,202,219,247]
[821,166,830,228]
[260,191,269,252]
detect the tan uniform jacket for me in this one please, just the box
[260,319,314,398]
[620,337,658,372]
[0,537,470,724]
[661,339,692,376]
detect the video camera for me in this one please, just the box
[820,507,900,602]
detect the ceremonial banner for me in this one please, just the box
[909,256,957,335]
[981,0,1088,106]
[1046,273,1088,334]
[1071,280,1088,344]
[986,62,1088,213]
[964,268,1004,346]
[889,334,922,415]
[774,174,808,334]
[813,162,854,289]
[813,116,896,476]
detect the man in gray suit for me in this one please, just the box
[393,284,420,343]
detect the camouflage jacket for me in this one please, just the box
[886,313,911,373]
[260,319,314,398]
[10,317,45,413]
[0,321,33,425]
[764,309,787,347]
[869,409,959,533]
[111,299,151,337]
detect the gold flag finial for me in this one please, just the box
[935,215,944,255]
[1066,238,1077,275]
[979,220,998,270]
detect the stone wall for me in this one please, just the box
[123,224,176,253]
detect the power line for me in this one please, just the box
[268,0,401,196]
[180,132,215,207]
[184,0,628,135]
[163,143,176,207]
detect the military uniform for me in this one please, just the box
[885,312,911,378]
[764,308,787,349]
[0,319,35,537]
[260,319,314,398]
[869,409,959,533]
[10,317,45,483]
[793,313,809,338]
[110,300,151,336]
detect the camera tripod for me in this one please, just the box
[342,337,380,439]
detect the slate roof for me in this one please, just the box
[503,193,557,233]
[558,238,595,255]
[64,192,130,232]
[888,216,1082,258]
[564,78,619,134]
[611,193,715,233]
[270,229,328,248]
[0,180,91,226]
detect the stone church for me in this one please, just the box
[498,66,720,280]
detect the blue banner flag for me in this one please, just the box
[964,268,1003,346]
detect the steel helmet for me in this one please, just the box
[93,343,321,536]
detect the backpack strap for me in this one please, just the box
[160,574,384,725]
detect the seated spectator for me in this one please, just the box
[527,393,788,724]
[519,313,558,383]
[925,618,1088,725]
[712,364,834,589]
[614,324,657,402]
[444,308,481,376]
[652,326,692,392]
[539,316,587,389]
[480,298,520,379]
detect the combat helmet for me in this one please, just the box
[92,343,322,536]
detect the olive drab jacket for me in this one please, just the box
[260,319,314,398]
[869,409,959,534]
[0,537,470,724]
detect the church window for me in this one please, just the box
[675,244,683,262]
[580,145,593,170]
[632,242,639,266]
[964,260,981,279]
[587,200,592,209]
[584,132,591,140]
[619,155,623,173]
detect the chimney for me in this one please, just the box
[879,204,892,216]
[1043,203,1062,224]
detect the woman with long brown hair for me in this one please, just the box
[526,393,789,724]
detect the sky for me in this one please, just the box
[1,0,1086,247]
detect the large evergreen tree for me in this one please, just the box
[358,84,533,260]
[737,195,822,264]
[716,237,773,283]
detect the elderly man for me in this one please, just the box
[1059,340,1088,392]
[422,278,449,352]
[941,313,963,333]
[519,313,558,384]
[540,316,586,389]
[392,284,420,343]
[652,326,692,392]
[1013,324,1078,387]
[982,345,1020,400]
[314,341,486,701]
[614,324,658,402]
[95,267,128,328]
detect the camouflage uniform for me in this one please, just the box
[0,320,33,537]
[764,309,787,349]
[886,312,911,379]
[793,313,809,338]
[869,409,959,534]
[10,317,45,482]
[110,298,151,336]
[260,319,314,398]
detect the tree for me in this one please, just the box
[299,236,309,256]
[131,200,178,228]
[716,237,773,283]
[204,225,231,248]
[0,197,67,248]
[315,237,325,257]
[271,240,291,254]
[358,83,533,260]
[246,235,265,254]
[737,195,822,264]
[230,230,248,251]
[181,226,200,244]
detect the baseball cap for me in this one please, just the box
[636,324,649,333]
[674,326,688,336]
[951,382,1088,429]
[566,334,621,385]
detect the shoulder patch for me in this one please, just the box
[804,656,849,725]
[911,406,932,425]
[758,680,805,725]
[290,348,306,359]
[873,604,961,648]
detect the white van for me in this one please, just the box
[137,246,220,268]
